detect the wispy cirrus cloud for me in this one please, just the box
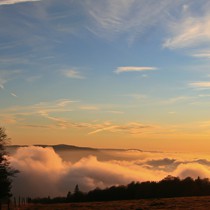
[62,69,85,79]
[88,125,118,135]
[0,70,21,89]
[79,106,99,111]
[26,75,42,83]
[0,0,40,6]
[2,99,157,134]
[0,99,78,124]
[125,93,147,100]
[114,66,157,74]
[164,17,210,49]
[198,121,210,128]
[163,2,210,50]
[161,96,193,105]
[1,115,17,124]
[55,99,79,107]
[106,110,124,114]
[31,109,156,135]
[2,101,84,131]
[4,99,210,138]
[88,122,155,135]
[84,0,181,42]
[198,94,210,97]
[22,115,157,136]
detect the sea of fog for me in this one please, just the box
[7,146,210,198]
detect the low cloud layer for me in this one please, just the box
[9,146,210,198]
[114,66,157,74]
[0,0,40,6]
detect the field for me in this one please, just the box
[3,196,210,210]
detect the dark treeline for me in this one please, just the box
[30,175,210,204]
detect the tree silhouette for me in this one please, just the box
[0,127,18,209]
[74,185,79,194]
[72,184,85,202]
[66,191,72,202]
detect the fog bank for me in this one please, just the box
[9,146,210,197]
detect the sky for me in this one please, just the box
[1,0,210,152]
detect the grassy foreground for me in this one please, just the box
[3,196,210,210]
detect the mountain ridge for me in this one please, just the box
[7,144,143,152]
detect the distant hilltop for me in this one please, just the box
[7,144,143,152]
[7,144,98,151]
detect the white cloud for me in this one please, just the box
[9,146,165,197]
[175,163,210,180]
[0,0,40,5]
[10,93,18,97]
[198,94,210,97]
[0,78,6,89]
[114,66,157,74]
[10,146,68,197]
[189,81,210,88]
[62,69,84,79]
[192,51,210,59]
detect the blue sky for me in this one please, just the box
[1,0,210,151]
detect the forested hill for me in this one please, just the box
[7,144,143,152]
[31,176,210,203]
